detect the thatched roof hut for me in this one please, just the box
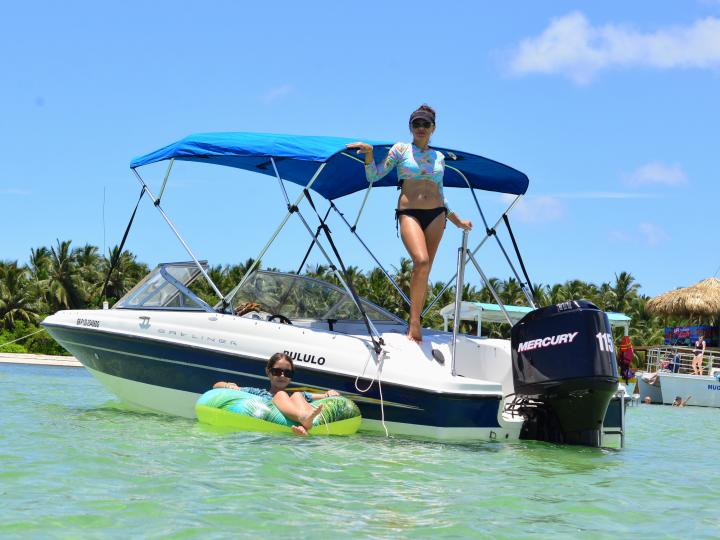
[646,278,720,319]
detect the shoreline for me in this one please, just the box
[0,352,82,367]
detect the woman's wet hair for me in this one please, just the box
[409,103,436,125]
[266,352,294,372]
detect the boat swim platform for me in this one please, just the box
[0,352,82,367]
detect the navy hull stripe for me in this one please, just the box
[44,325,502,428]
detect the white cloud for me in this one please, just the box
[260,85,293,104]
[624,162,688,186]
[509,12,720,83]
[639,222,670,246]
[502,194,565,223]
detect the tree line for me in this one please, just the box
[1,239,677,356]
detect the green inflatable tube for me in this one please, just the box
[195,388,362,435]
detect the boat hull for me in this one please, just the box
[42,321,522,441]
[657,372,720,407]
[635,373,663,403]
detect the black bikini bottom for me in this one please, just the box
[395,207,447,231]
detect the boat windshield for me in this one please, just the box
[115,261,213,311]
[225,270,403,323]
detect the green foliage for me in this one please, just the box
[0,342,27,353]
[0,321,70,355]
[2,241,673,349]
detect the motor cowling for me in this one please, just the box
[510,300,619,446]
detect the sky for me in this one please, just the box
[2,1,719,298]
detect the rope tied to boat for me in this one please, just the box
[354,348,389,437]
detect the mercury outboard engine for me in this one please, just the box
[510,300,618,447]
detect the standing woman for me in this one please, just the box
[347,104,472,342]
[691,333,706,375]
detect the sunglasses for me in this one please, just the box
[269,367,294,378]
[411,120,433,129]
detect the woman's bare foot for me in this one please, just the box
[299,404,324,430]
[291,425,309,436]
[407,320,423,342]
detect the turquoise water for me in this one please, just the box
[1,364,719,539]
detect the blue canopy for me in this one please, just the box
[130,132,529,200]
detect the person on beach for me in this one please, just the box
[691,333,706,375]
[346,104,472,342]
[214,352,339,436]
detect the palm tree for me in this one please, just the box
[392,258,414,298]
[28,247,50,281]
[26,246,51,312]
[42,240,86,311]
[499,278,525,305]
[0,262,39,329]
[341,265,367,295]
[227,258,258,286]
[531,282,549,307]
[595,282,616,311]
[611,271,640,313]
[101,246,148,303]
[73,243,103,302]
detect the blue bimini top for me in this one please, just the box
[130,132,529,200]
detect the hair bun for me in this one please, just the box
[410,104,436,124]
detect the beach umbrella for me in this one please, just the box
[646,278,720,318]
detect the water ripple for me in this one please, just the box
[2,364,720,539]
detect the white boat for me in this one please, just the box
[42,132,623,446]
[636,346,720,407]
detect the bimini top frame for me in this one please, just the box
[128,131,533,355]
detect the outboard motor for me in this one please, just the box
[510,300,618,447]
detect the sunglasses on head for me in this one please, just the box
[411,119,433,129]
[269,367,294,378]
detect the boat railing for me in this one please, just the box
[644,345,720,375]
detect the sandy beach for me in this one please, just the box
[0,352,81,367]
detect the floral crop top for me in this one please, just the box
[364,142,451,212]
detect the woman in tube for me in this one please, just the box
[214,352,339,436]
[347,104,472,342]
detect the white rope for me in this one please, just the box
[354,349,389,437]
[0,328,45,349]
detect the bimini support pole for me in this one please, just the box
[223,163,327,303]
[422,194,523,318]
[329,201,411,308]
[334,149,411,307]
[339,151,373,230]
[270,157,331,274]
[131,168,225,303]
[451,230,469,376]
[293,202,384,345]
[155,158,175,205]
[299,190,385,350]
[465,251,513,326]
[447,165,535,309]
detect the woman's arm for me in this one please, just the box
[447,211,472,231]
[346,142,402,184]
